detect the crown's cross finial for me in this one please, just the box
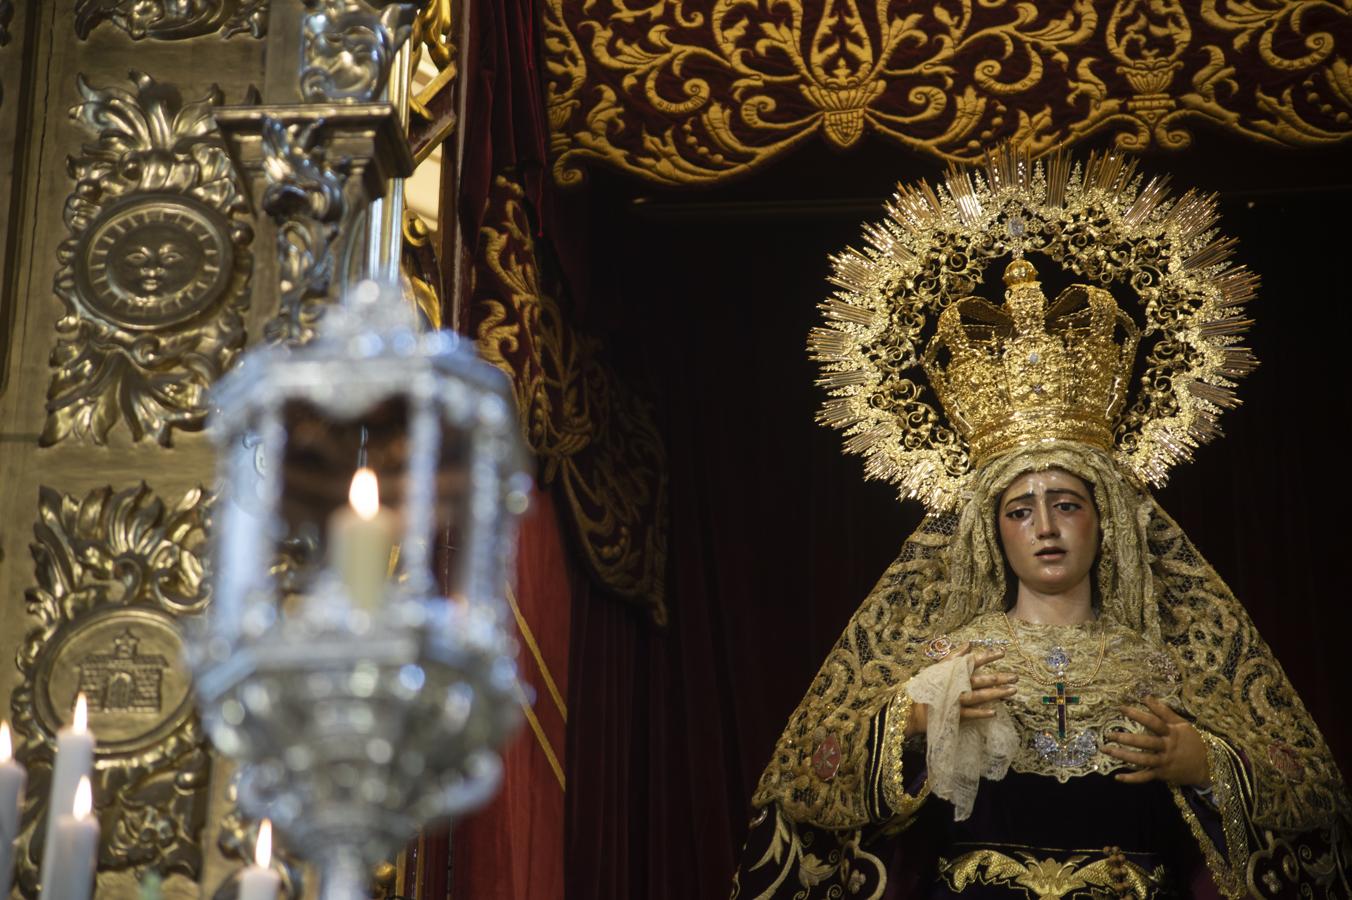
[1002,258,1046,338]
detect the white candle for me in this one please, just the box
[40,776,97,900]
[0,721,27,900]
[328,467,397,610]
[40,694,94,895]
[237,819,280,900]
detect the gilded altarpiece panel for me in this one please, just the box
[9,484,212,896]
[0,3,266,896]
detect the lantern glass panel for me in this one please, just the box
[433,423,474,600]
[268,396,476,609]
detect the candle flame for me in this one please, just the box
[0,721,10,762]
[73,693,88,733]
[349,468,380,521]
[255,819,273,868]
[74,776,92,819]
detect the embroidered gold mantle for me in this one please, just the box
[938,847,1168,900]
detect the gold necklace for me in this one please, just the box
[1001,613,1109,688]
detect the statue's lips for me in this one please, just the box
[1034,548,1067,561]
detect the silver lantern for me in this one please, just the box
[188,279,530,900]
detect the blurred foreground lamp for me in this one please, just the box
[190,281,530,900]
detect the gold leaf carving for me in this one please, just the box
[44,72,253,446]
[409,0,460,162]
[402,209,443,330]
[544,0,1352,185]
[472,176,668,621]
[74,0,268,40]
[9,484,212,895]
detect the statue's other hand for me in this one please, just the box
[1103,696,1211,787]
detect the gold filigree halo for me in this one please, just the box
[809,145,1257,511]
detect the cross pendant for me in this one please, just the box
[1041,681,1080,740]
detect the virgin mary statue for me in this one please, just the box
[732,148,1350,899]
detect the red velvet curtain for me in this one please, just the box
[443,2,566,898]
[452,489,570,899]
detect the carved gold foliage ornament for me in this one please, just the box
[45,71,254,447]
[259,117,353,345]
[402,210,444,329]
[10,484,212,894]
[544,0,1352,185]
[473,176,669,621]
[408,0,460,163]
[74,0,268,40]
[300,0,419,104]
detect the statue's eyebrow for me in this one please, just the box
[1002,487,1088,509]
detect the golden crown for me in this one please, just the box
[922,258,1140,467]
[810,146,1257,510]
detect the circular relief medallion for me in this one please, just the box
[32,606,194,755]
[74,193,234,330]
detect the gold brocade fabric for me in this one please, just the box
[749,442,1351,898]
[544,1,1352,187]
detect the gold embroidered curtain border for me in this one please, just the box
[471,175,670,623]
[544,0,1352,186]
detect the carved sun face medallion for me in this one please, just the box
[75,193,234,330]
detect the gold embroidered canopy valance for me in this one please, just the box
[544,0,1352,186]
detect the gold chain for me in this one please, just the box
[1001,613,1109,688]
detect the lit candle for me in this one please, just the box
[0,721,27,899]
[39,694,94,895]
[237,819,280,900]
[328,467,397,610]
[40,776,97,900]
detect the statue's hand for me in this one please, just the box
[1103,696,1211,787]
[904,645,1019,738]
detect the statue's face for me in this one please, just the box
[997,468,1100,596]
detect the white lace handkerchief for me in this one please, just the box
[905,653,1019,820]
